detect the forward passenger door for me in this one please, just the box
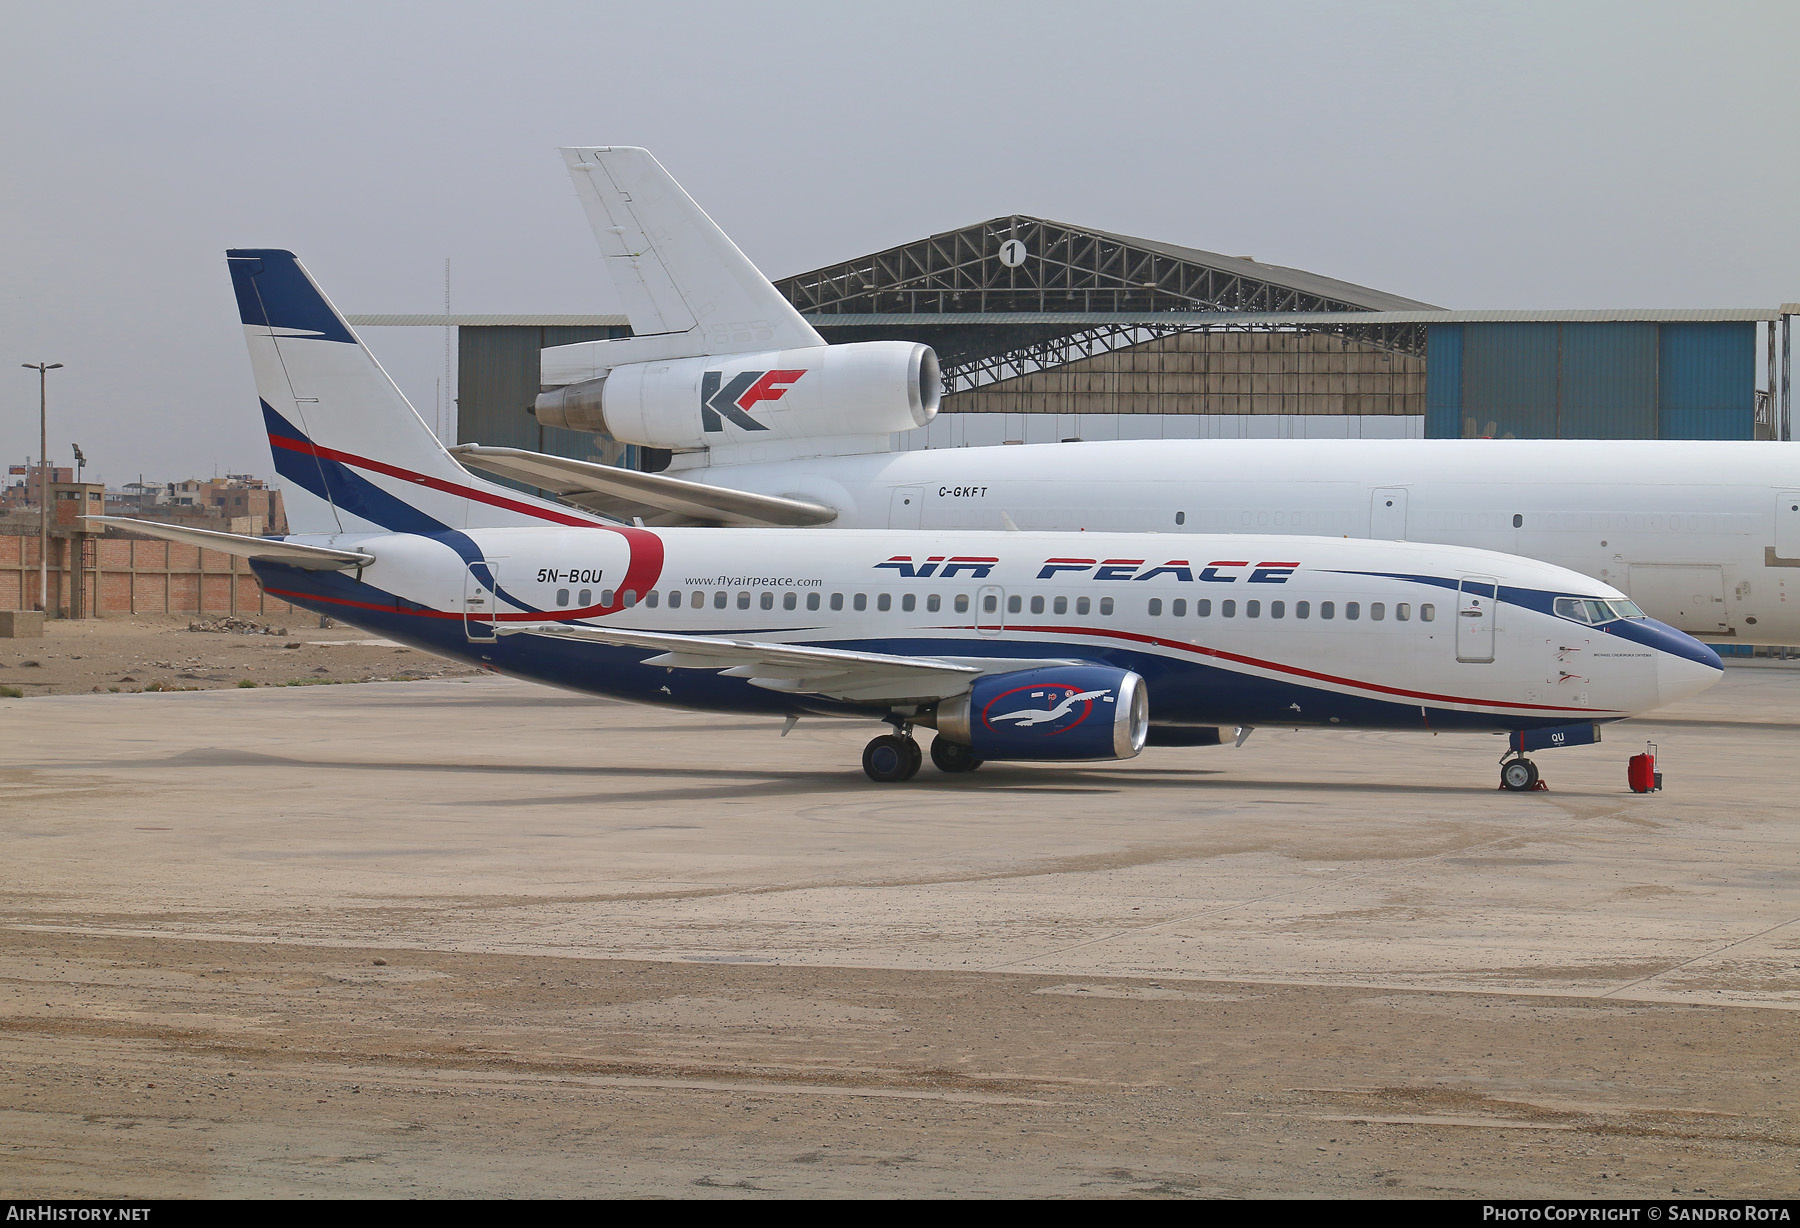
[1456,576,1497,663]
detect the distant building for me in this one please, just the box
[111,475,288,536]
[2,463,74,509]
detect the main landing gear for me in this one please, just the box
[929,736,982,774]
[862,733,922,783]
[861,722,984,782]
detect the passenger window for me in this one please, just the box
[1346,602,1361,620]
[692,591,705,609]
[1513,514,1523,528]
[1321,601,1335,619]
[713,591,727,609]
[1148,598,1163,616]
[928,594,941,613]
[556,588,570,607]
[1271,600,1284,619]
[878,593,892,612]
[1246,600,1261,618]
[1396,603,1410,621]
[623,590,637,608]
[1007,594,1022,614]
[1371,602,1385,621]
[854,593,868,611]
[1223,600,1237,618]
[1421,603,1435,621]
[955,594,970,614]
[806,592,820,611]
[1076,596,1091,615]
[902,593,916,612]
[645,591,659,609]
[1053,596,1067,615]
[737,592,751,610]
[1172,598,1186,617]
[1296,600,1309,619]
[830,593,844,611]
[981,594,997,613]
[1197,599,1211,617]
[668,590,681,607]
[1100,597,1114,615]
[761,591,774,610]
[1175,511,1186,526]
[1030,595,1045,614]
[784,592,797,611]
[594,589,607,607]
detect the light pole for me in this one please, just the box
[22,363,62,613]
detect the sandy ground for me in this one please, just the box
[0,614,479,695]
[1,651,1797,1197]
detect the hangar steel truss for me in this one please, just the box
[776,216,1435,392]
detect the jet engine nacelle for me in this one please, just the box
[934,666,1149,762]
[533,341,940,449]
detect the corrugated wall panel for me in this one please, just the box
[457,325,630,490]
[457,327,541,451]
[1658,323,1755,440]
[457,325,626,452]
[1461,323,1558,439]
[1559,323,1657,438]
[1424,325,1462,437]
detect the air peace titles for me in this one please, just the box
[875,556,1298,584]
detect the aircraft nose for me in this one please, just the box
[1647,621,1723,706]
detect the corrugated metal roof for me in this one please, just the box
[1066,222,1441,312]
[808,308,1783,325]
[347,308,1782,328]
[345,314,630,327]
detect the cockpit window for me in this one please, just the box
[1554,596,1646,625]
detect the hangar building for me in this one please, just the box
[349,216,1794,465]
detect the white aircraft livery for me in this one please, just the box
[462,147,1800,647]
[101,250,1722,788]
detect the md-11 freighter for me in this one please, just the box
[101,250,1722,788]
[475,147,1800,647]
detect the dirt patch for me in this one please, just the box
[0,614,479,696]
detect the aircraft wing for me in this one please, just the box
[502,624,1073,705]
[449,445,837,527]
[87,516,373,570]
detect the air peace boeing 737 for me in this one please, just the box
[98,251,1719,788]
[455,147,1800,646]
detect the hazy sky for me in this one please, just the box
[3,0,1797,484]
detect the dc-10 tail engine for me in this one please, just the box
[533,340,940,450]
[875,666,1149,784]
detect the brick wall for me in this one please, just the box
[0,534,298,617]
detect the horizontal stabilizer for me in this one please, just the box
[450,445,837,527]
[88,516,373,570]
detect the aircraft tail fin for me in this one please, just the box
[559,146,823,358]
[227,249,601,535]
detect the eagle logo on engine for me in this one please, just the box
[699,369,806,432]
[983,683,1112,734]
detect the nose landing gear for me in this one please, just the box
[1499,755,1543,791]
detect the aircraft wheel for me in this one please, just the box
[930,736,983,774]
[1500,758,1540,791]
[864,734,919,783]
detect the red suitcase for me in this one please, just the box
[1628,744,1660,793]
